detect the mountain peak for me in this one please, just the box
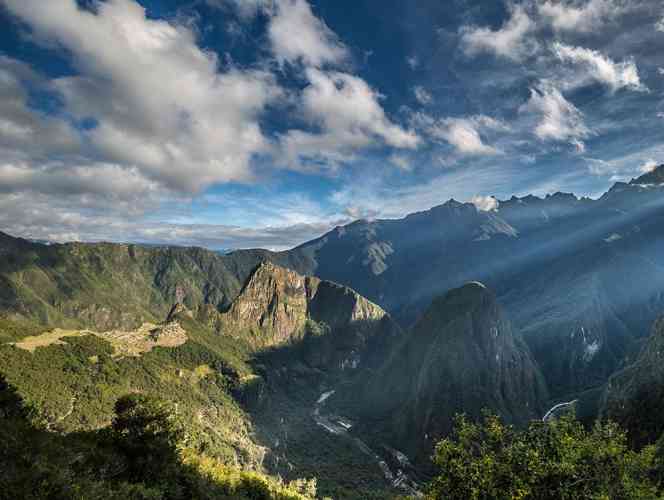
[426,280,495,317]
[630,164,664,185]
[357,279,547,459]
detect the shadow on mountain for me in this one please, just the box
[0,373,315,500]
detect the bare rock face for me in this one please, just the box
[214,262,399,370]
[219,262,320,345]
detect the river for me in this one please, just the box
[312,389,422,497]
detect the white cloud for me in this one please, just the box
[552,42,645,93]
[0,178,353,250]
[434,120,500,155]
[413,85,433,105]
[584,144,664,181]
[471,195,499,211]
[0,194,338,251]
[3,0,282,193]
[539,0,627,33]
[520,83,590,148]
[268,0,348,67]
[263,0,417,170]
[639,159,658,173]
[329,164,522,222]
[657,17,664,32]
[413,113,505,156]
[343,205,379,220]
[279,68,419,169]
[0,58,79,154]
[0,161,158,200]
[460,6,537,61]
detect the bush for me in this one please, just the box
[426,412,662,500]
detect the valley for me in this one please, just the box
[3,167,664,498]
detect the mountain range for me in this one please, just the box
[3,165,664,498]
[257,166,664,400]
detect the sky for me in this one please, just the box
[1,0,664,250]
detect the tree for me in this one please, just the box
[426,412,662,500]
[112,393,184,484]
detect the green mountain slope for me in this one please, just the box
[0,232,404,499]
[340,282,548,463]
[601,314,664,448]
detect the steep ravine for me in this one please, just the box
[312,389,422,497]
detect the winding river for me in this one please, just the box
[312,390,422,497]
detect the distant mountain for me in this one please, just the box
[0,232,270,331]
[630,163,664,185]
[342,282,547,461]
[252,169,664,398]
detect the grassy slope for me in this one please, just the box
[0,234,263,331]
[0,235,400,499]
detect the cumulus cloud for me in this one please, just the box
[3,0,282,193]
[413,113,506,156]
[432,119,500,155]
[520,83,590,149]
[268,0,348,67]
[0,58,79,155]
[538,0,628,33]
[0,161,158,200]
[279,68,419,169]
[413,85,433,105]
[471,195,499,211]
[460,5,537,61]
[552,42,645,93]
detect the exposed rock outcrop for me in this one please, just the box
[213,261,401,372]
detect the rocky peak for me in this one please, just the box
[221,261,320,344]
[218,261,392,354]
[630,164,664,185]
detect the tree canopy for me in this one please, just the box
[426,412,664,500]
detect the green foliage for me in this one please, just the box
[303,319,330,339]
[0,379,316,500]
[426,412,663,500]
[0,315,43,343]
[112,394,184,483]
[0,237,264,333]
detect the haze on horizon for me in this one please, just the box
[1,0,664,250]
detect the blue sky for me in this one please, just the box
[1,0,664,249]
